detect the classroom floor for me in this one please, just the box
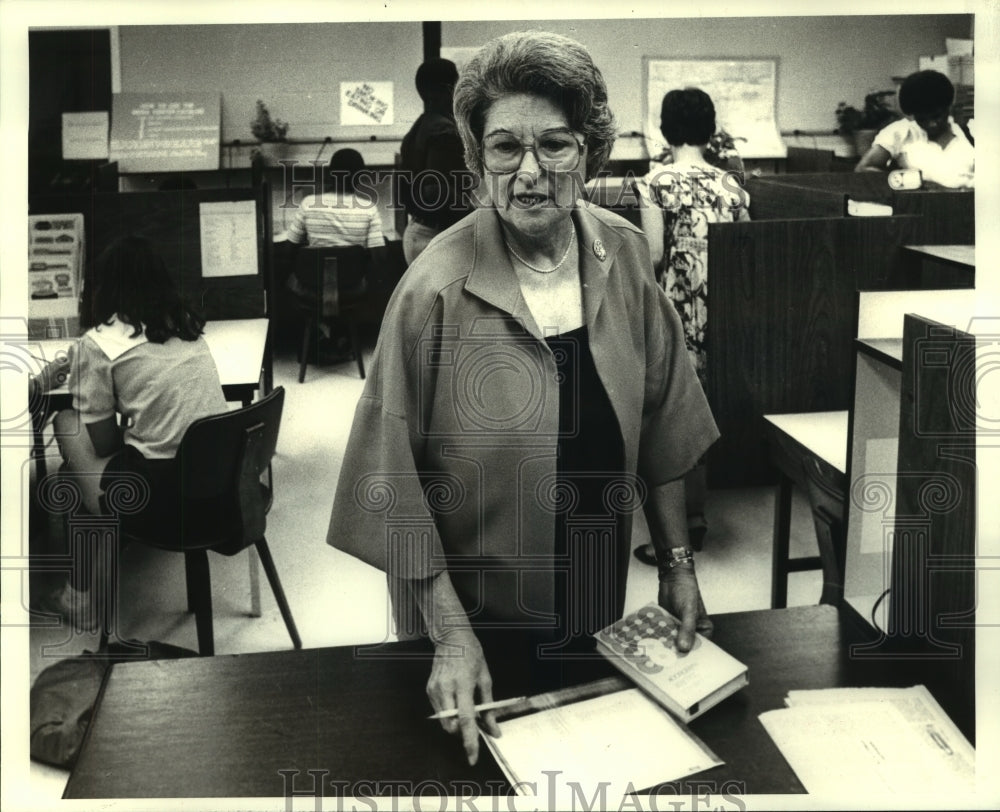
[24,331,822,800]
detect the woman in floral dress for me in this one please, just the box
[633,87,749,565]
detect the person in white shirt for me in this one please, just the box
[855,70,974,188]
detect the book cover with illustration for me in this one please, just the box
[595,603,748,722]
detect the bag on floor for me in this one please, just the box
[29,640,197,768]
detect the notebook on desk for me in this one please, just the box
[481,684,721,800]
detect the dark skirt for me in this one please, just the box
[99,444,181,534]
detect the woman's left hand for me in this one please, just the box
[657,562,713,652]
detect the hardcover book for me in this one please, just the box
[594,603,749,722]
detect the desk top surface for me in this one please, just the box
[903,244,975,267]
[37,318,268,390]
[762,411,848,473]
[63,604,962,800]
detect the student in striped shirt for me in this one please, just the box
[286,148,386,249]
[285,149,384,362]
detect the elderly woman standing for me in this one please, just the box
[327,31,719,765]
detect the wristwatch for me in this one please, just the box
[657,546,694,579]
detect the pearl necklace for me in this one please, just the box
[505,228,575,274]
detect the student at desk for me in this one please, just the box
[33,236,226,629]
[855,70,974,188]
[285,148,385,251]
[283,148,384,361]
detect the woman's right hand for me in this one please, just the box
[427,627,501,765]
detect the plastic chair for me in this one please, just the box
[293,245,370,382]
[801,454,847,606]
[100,386,301,656]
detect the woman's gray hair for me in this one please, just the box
[453,30,616,180]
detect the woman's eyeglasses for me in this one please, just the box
[482,129,584,173]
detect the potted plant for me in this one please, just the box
[835,90,898,156]
[705,129,747,181]
[251,100,289,164]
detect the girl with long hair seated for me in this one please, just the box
[36,235,227,629]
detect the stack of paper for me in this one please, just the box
[760,685,975,799]
[482,687,720,803]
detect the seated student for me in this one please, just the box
[285,148,385,250]
[284,148,384,361]
[632,87,750,567]
[855,70,974,188]
[34,236,227,629]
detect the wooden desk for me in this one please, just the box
[762,411,848,609]
[62,604,972,800]
[901,244,975,289]
[902,244,974,267]
[37,318,269,407]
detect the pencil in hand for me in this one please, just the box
[427,696,527,720]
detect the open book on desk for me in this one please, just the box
[594,604,749,722]
[482,683,721,801]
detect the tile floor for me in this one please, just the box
[25,339,822,800]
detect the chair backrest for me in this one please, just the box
[294,245,369,318]
[175,386,285,545]
[786,146,835,174]
[801,454,847,606]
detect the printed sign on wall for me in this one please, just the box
[110,92,221,172]
[340,81,394,126]
[62,112,109,160]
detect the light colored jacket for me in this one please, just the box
[327,202,719,631]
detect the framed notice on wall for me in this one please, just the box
[643,57,785,160]
[110,91,221,173]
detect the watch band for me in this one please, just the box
[657,546,694,579]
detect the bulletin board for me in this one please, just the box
[643,57,785,160]
[28,187,269,321]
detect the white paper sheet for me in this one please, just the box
[62,112,109,160]
[482,687,720,805]
[198,200,258,278]
[783,685,975,786]
[761,686,975,800]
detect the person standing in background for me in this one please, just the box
[632,87,750,568]
[399,58,475,264]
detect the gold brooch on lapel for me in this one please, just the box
[593,239,607,261]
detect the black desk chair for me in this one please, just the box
[801,455,847,607]
[99,386,301,656]
[292,245,370,382]
[786,146,836,174]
